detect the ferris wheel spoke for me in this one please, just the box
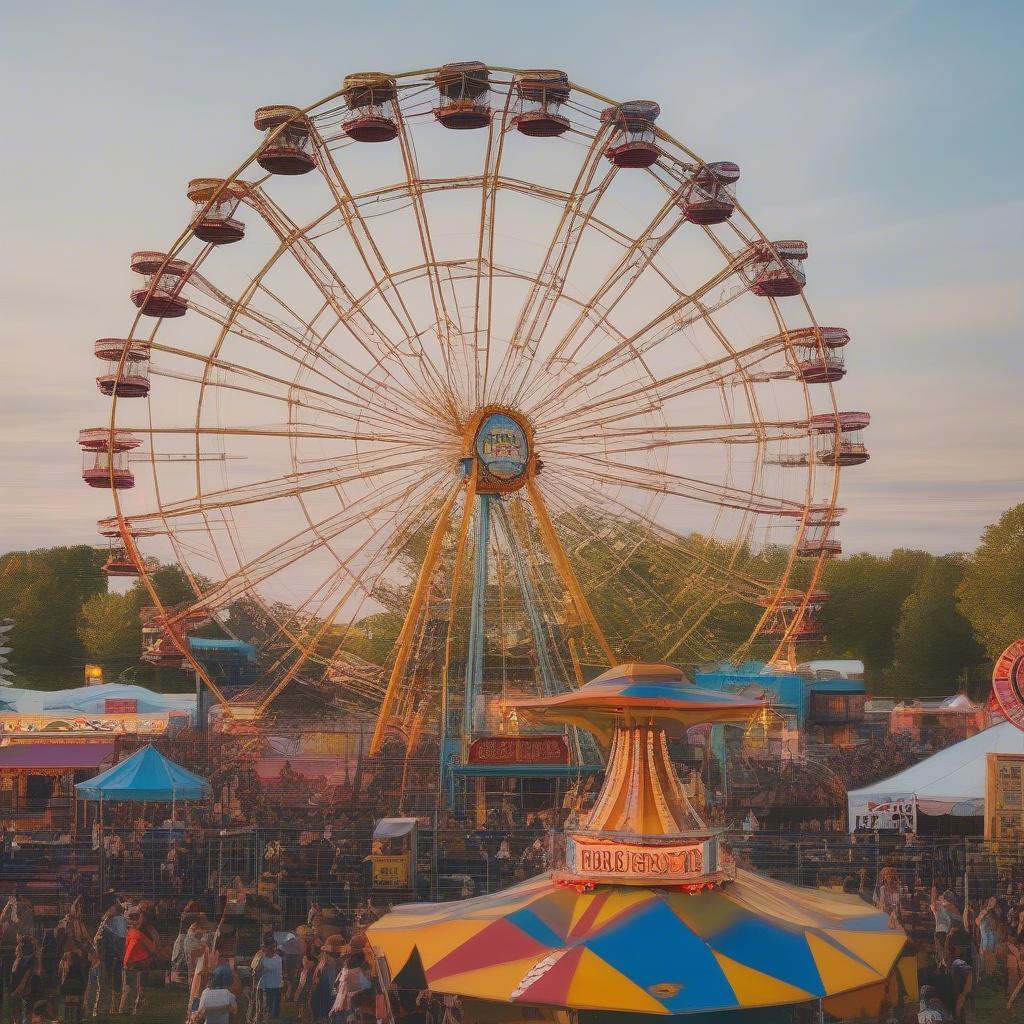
[182,466,446,615]
[148,341,442,438]
[241,188,452,415]
[538,192,685,375]
[524,245,756,416]
[530,329,792,436]
[474,87,514,409]
[541,419,808,455]
[391,107,470,414]
[126,449,448,527]
[539,472,772,602]
[182,472,449,691]
[262,477,465,718]
[308,129,463,420]
[119,423,449,449]
[219,471,452,666]
[540,500,729,655]
[556,454,804,517]
[490,126,615,405]
[186,273,451,430]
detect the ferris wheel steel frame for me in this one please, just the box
[85,64,859,752]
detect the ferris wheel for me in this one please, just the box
[79,63,868,752]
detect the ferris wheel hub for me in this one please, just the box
[463,405,535,494]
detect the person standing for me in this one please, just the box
[329,951,371,1022]
[251,937,283,1022]
[94,900,128,1014]
[10,938,42,1024]
[191,964,237,1023]
[56,947,87,1024]
[118,911,158,1015]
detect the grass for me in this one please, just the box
[31,983,301,1023]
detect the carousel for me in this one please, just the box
[369,664,914,1022]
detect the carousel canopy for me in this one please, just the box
[75,744,211,802]
[515,663,764,741]
[368,871,906,1016]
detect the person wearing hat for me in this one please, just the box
[191,964,237,1024]
[251,936,283,1022]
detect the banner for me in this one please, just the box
[849,796,917,832]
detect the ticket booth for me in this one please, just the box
[371,817,418,889]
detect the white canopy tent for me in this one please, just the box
[848,721,1024,831]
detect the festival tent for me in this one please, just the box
[0,683,195,717]
[75,744,211,802]
[847,720,1024,829]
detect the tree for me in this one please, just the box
[0,545,106,669]
[957,503,1024,660]
[818,549,933,681]
[887,555,985,696]
[78,591,143,663]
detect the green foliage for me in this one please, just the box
[886,556,986,696]
[957,503,1024,660]
[817,549,933,679]
[78,591,143,662]
[0,545,105,669]
[2,501,1022,702]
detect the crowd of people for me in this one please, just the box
[0,885,432,1023]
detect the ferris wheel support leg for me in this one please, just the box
[370,483,463,756]
[462,494,491,739]
[439,471,478,800]
[525,477,616,668]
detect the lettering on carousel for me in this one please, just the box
[571,838,712,882]
[466,736,570,765]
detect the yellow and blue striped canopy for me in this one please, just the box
[369,871,906,1016]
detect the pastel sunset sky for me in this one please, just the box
[2,0,1021,556]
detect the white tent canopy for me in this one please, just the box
[848,721,1024,830]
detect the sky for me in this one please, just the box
[1,0,1021,558]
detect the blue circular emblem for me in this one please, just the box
[476,413,529,481]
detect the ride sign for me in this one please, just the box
[992,638,1024,731]
[566,833,718,886]
[475,412,530,487]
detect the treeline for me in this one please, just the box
[0,551,198,689]
[0,504,1021,699]
[818,503,1023,694]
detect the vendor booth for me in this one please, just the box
[847,721,1024,833]
[371,817,419,889]
[75,744,211,803]
[0,740,115,832]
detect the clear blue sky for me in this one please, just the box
[1,0,1021,554]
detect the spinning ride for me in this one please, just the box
[368,665,911,1019]
[79,65,865,786]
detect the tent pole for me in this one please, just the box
[98,797,105,900]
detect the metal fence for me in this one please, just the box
[4,827,1024,916]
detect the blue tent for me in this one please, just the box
[75,744,211,802]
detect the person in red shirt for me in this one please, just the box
[118,912,159,1015]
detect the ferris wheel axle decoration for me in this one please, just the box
[79,63,867,755]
